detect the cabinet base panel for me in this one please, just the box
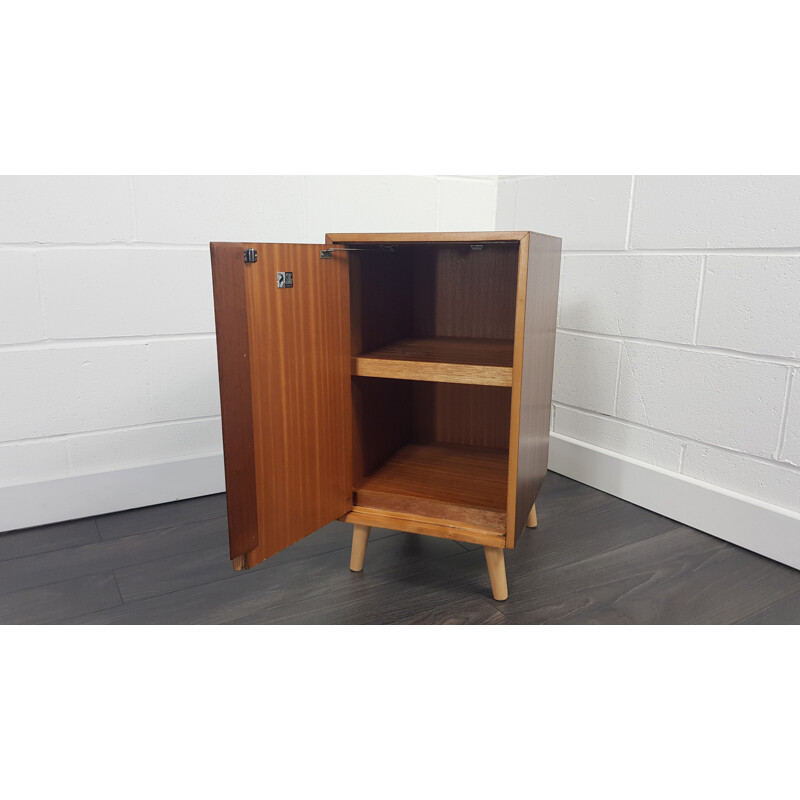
[342,507,506,548]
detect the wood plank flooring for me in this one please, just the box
[1,472,799,624]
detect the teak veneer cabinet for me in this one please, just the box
[210,232,561,601]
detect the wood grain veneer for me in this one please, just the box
[354,443,508,533]
[341,507,506,548]
[352,336,513,386]
[506,232,562,547]
[411,244,518,340]
[210,242,353,569]
[411,383,512,451]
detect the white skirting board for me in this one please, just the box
[0,454,226,533]
[548,433,800,572]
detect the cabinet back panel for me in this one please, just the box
[348,242,519,354]
[413,244,518,340]
[412,383,511,450]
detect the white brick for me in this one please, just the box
[0,439,70,486]
[552,333,620,414]
[495,178,517,229]
[0,176,133,243]
[781,373,800,466]
[67,418,223,474]
[556,406,682,468]
[0,345,150,442]
[0,251,45,344]
[698,256,800,359]
[305,176,439,241]
[133,176,306,244]
[616,343,787,458]
[39,248,215,338]
[511,176,633,250]
[630,176,800,249]
[436,177,497,231]
[147,338,221,421]
[554,405,683,470]
[683,443,800,514]
[560,254,702,343]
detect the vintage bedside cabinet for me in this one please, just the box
[210,232,561,600]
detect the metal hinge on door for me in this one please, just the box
[244,248,258,263]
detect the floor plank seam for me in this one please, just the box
[733,585,800,624]
[96,512,229,542]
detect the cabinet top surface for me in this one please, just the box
[325,231,538,244]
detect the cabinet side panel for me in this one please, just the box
[209,243,259,560]
[507,233,562,546]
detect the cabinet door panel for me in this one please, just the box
[210,243,352,567]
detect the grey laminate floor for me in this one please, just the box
[1,472,798,624]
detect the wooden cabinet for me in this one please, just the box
[210,232,561,600]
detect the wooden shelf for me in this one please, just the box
[354,443,508,532]
[352,337,513,386]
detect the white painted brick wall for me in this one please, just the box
[0,346,151,441]
[682,444,800,514]
[39,248,215,338]
[559,254,702,343]
[554,406,683,470]
[0,252,44,344]
[0,176,497,513]
[698,255,800,359]
[132,176,307,244]
[552,333,620,415]
[499,175,800,518]
[0,177,134,243]
[616,343,788,458]
[781,374,800,466]
[630,176,800,249]
[501,176,633,249]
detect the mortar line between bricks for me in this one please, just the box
[624,175,636,249]
[0,242,211,250]
[561,248,800,256]
[692,255,708,345]
[0,332,217,353]
[774,367,795,461]
[1,415,222,447]
[556,328,800,367]
[552,401,800,474]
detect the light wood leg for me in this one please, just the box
[484,546,508,601]
[350,524,371,572]
[527,503,538,528]
[232,554,247,571]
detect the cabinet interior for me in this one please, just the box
[347,242,519,533]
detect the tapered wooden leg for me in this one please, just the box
[350,524,371,572]
[484,546,508,601]
[527,503,538,528]
[232,554,247,571]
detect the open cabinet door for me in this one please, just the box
[210,242,353,568]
